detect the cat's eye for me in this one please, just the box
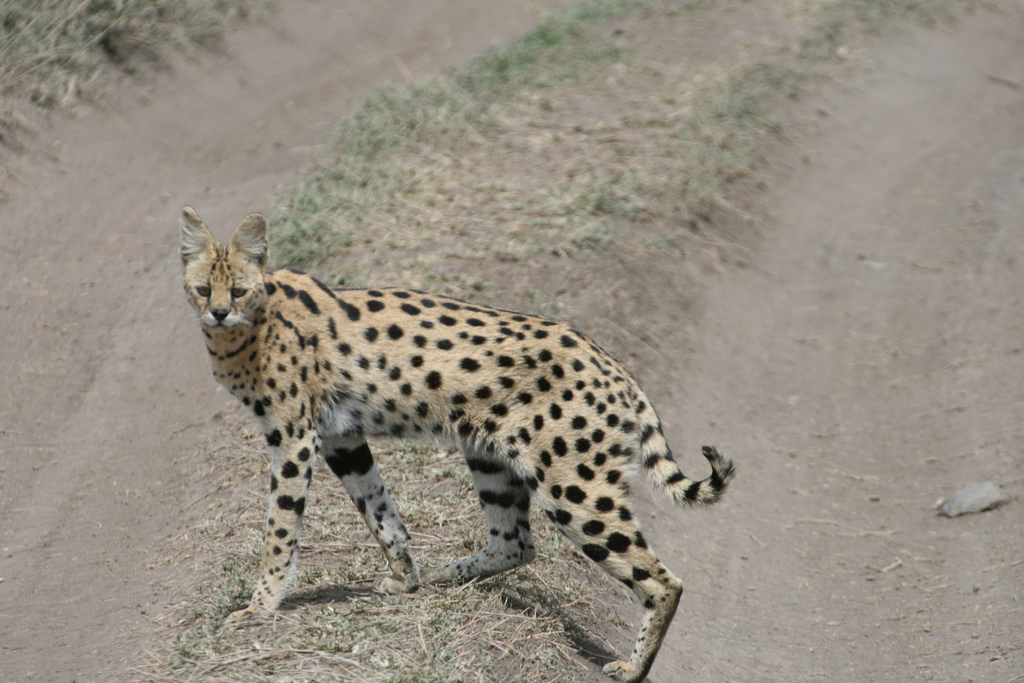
[231,287,247,299]
[196,286,211,297]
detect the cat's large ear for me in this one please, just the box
[179,207,216,265]
[229,213,268,269]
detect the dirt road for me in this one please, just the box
[643,8,1024,680]
[0,1,1021,682]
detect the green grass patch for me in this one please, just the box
[266,0,802,304]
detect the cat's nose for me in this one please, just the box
[211,308,229,322]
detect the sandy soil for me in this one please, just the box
[1,1,1021,681]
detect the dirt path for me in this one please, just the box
[0,2,567,679]
[1,2,1022,682]
[643,8,1024,681]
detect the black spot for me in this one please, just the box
[366,300,385,312]
[413,335,427,348]
[425,371,442,389]
[562,390,574,401]
[471,335,487,345]
[591,429,605,443]
[621,420,636,433]
[596,497,615,512]
[466,458,504,474]
[517,392,533,404]
[467,318,485,327]
[534,415,544,430]
[297,447,311,462]
[323,440,376,479]
[476,386,492,400]
[560,335,578,348]
[281,461,300,478]
[442,302,461,310]
[606,532,631,553]
[297,290,319,314]
[633,567,651,582]
[338,342,352,355]
[389,367,401,381]
[582,520,605,536]
[565,486,586,504]
[619,508,632,521]
[549,404,562,420]
[572,359,585,371]
[451,393,467,404]
[582,544,609,563]
[552,365,565,379]
[460,358,481,372]
[437,339,453,350]
[439,315,457,326]
[540,450,552,467]
[420,298,436,308]
[384,398,396,412]
[265,429,282,447]
[553,437,567,456]
[276,495,306,517]
[498,377,514,388]
[388,324,404,340]
[490,403,508,417]
[483,420,498,433]
[401,303,421,315]
[518,427,531,444]
[365,327,379,342]
[391,290,411,299]
[497,355,514,367]
[537,377,551,392]
[411,355,424,367]
[416,402,430,418]
[400,383,413,396]
[577,464,595,480]
[554,508,572,525]
[606,470,621,485]
[641,424,657,443]
[606,414,620,427]
[575,438,591,453]
[368,290,384,297]
[571,416,587,430]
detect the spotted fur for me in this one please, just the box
[180,207,734,682]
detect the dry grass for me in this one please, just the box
[140,404,625,682]
[0,0,264,140]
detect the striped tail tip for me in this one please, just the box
[661,445,735,507]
